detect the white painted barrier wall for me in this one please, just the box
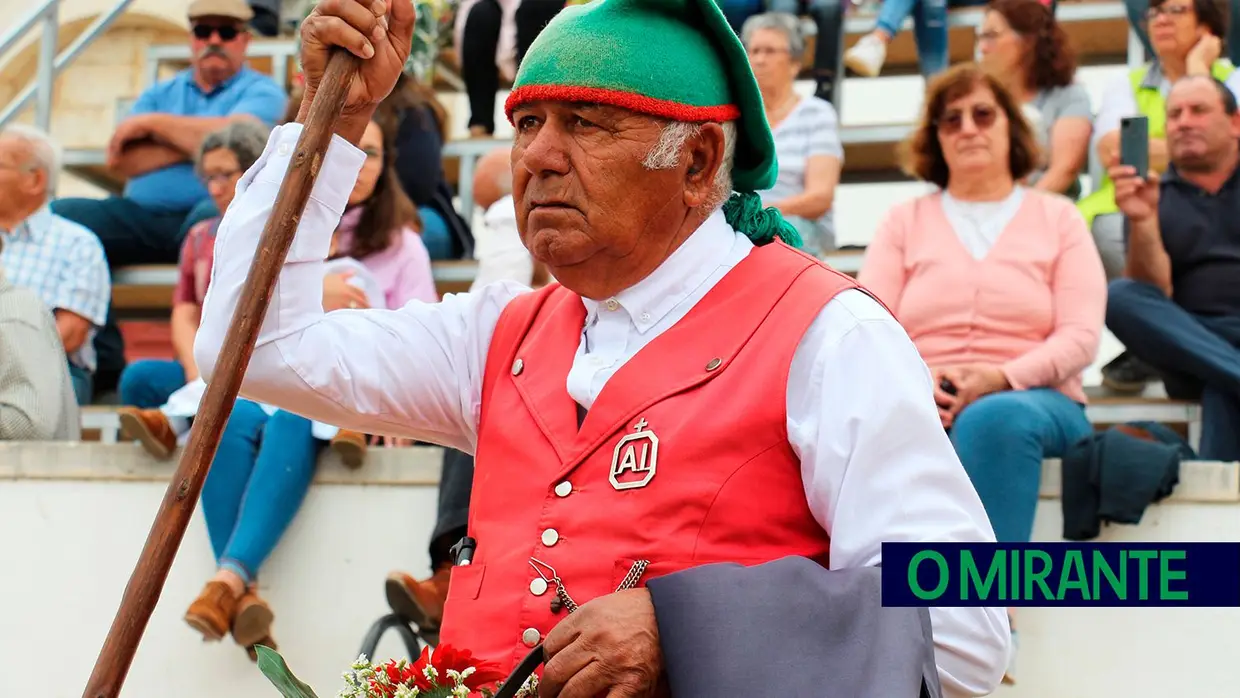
[2,443,1238,697]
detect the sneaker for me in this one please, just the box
[844,34,888,78]
[117,407,178,459]
[1101,352,1158,394]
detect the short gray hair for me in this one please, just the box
[642,120,737,212]
[197,120,270,174]
[0,123,62,199]
[741,12,806,60]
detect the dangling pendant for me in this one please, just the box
[550,597,563,614]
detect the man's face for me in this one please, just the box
[190,15,249,85]
[1167,78,1240,171]
[0,136,44,223]
[509,102,696,298]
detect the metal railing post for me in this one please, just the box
[35,3,59,133]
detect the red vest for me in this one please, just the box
[440,242,863,673]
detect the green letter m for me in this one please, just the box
[962,550,1005,601]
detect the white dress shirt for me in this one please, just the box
[469,194,533,291]
[195,124,1010,697]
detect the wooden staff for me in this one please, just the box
[82,50,360,698]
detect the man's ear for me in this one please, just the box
[683,122,726,208]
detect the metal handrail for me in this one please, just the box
[0,0,58,131]
[0,0,137,131]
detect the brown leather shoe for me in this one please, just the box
[245,635,278,663]
[331,429,368,469]
[118,407,177,459]
[232,590,275,648]
[385,564,451,631]
[185,581,238,641]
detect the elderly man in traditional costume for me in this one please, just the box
[196,0,1009,695]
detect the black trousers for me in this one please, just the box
[429,447,474,568]
[461,0,503,134]
[515,0,565,66]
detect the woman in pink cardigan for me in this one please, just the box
[858,64,1106,683]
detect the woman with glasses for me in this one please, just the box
[858,64,1107,684]
[977,0,1093,198]
[741,12,844,255]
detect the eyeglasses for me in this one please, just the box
[1146,4,1193,20]
[936,104,999,134]
[202,170,240,185]
[192,24,241,41]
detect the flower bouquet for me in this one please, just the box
[255,644,539,698]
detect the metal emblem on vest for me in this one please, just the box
[610,418,658,491]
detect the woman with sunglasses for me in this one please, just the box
[977,0,1092,199]
[858,64,1107,685]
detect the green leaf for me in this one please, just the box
[255,645,320,698]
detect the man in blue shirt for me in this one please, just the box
[52,0,286,396]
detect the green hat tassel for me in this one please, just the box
[722,191,802,249]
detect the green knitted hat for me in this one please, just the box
[504,0,800,248]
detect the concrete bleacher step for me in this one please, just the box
[4,442,1235,502]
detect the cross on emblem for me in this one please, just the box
[609,417,659,491]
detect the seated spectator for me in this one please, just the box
[466,145,547,287]
[978,0,1093,198]
[0,247,79,441]
[1108,75,1240,462]
[858,64,1106,683]
[116,121,269,441]
[125,117,436,659]
[1124,0,1240,69]
[376,73,474,260]
[845,0,990,78]
[764,0,847,104]
[1085,0,1240,391]
[742,13,844,255]
[52,0,286,393]
[717,0,765,33]
[0,125,109,405]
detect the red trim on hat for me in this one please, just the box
[504,85,741,124]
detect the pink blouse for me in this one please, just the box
[857,190,1107,404]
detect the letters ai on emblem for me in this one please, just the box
[610,418,658,490]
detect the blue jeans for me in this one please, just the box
[1106,279,1240,461]
[951,388,1094,543]
[875,0,990,77]
[118,359,187,408]
[418,205,455,260]
[204,400,324,583]
[67,362,92,406]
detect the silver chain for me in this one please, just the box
[531,558,649,615]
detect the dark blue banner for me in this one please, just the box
[881,542,1240,607]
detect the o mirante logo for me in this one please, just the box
[880,543,1240,607]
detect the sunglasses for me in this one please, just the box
[936,104,998,134]
[192,24,241,41]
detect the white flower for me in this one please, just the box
[394,685,419,698]
[451,685,469,698]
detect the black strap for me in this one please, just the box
[576,402,588,429]
[493,643,545,698]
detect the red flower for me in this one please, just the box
[428,645,505,691]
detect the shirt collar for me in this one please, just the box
[580,209,739,333]
[1,206,52,241]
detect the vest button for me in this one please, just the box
[512,358,524,376]
[530,577,549,596]
[554,481,572,497]
[541,528,560,546]
[705,357,722,371]
[522,627,541,647]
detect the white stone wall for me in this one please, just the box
[1,444,1237,697]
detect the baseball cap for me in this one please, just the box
[187,0,255,22]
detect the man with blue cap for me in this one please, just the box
[195,0,1011,695]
